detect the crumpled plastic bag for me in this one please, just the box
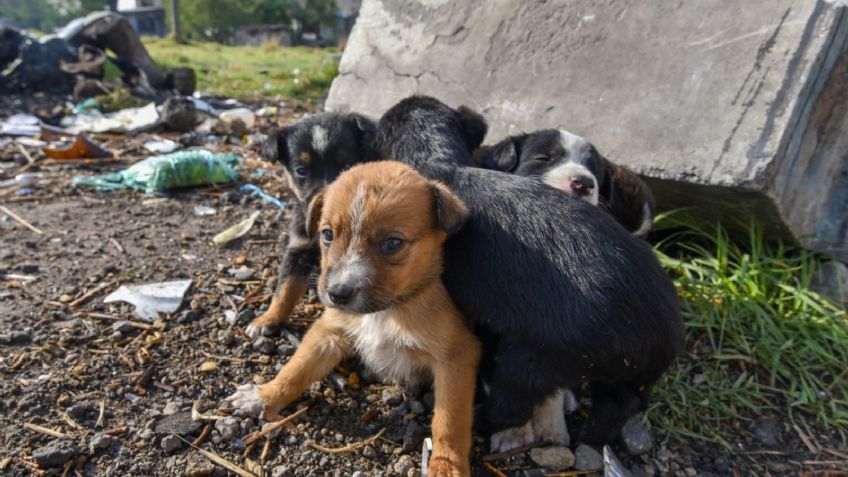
[104,279,193,322]
[72,150,239,193]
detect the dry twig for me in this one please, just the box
[176,436,258,477]
[0,205,43,234]
[243,407,309,446]
[483,462,509,477]
[306,428,385,454]
[23,422,71,438]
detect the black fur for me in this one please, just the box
[372,96,684,444]
[478,130,656,236]
[262,112,377,292]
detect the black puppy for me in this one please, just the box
[372,96,684,450]
[478,130,655,236]
[246,112,377,338]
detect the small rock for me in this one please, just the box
[622,414,653,455]
[278,344,296,356]
[161,434,183,453]
[237,309,255,325]
[573,444,603,470]
[811,260,848,305]
[684,467,697,477]
[351,472,364,477]
[362,445,376,458]
[185,451,216,476]
[393,455,415,475]
[753,418,781,447]
[215,416,241,441]
[112,321,136,334]
[67,403,91,419]
[272,465,293,477]
[32,438,78,468]
[17,263,39,273]
[162,401,181,416]
[285,435,298,445]
[228,266,256,281]
[529,446,575,471]
[402,421,425,451]
[409,400,426,415]
[177,310,201,324]
[253,336,277,355]
[90,434,119,453]
[139,429,155,440]
[155,411,203,435]
[382,388,403,406]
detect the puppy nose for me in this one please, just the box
[328,284,357,305]
[570,175,595,196]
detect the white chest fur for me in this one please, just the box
[343,311,430,385]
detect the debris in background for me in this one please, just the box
[241,184,286,209]
[162,96,201,132]
[144,137,179,154]
[103,279,193,322]
[72,150,239,193]
[213,211,261,245]
[62,102,160,134]
[603,445,633,477]
[94,88,149,113]
[193,205,217,216]
[43,134,112,160]
[0,114,40,137]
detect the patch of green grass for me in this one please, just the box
[646,214,848,449]
[142,37,340,102]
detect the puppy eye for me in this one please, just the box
[531,155,550,162]
[321,228,334,244]
[379,237,404,255]
[294,165,308,177]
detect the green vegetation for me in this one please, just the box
[143,37,339,102]
[647,214,848,448]
[0,0,105,31]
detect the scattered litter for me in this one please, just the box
[421,438,433,477]
[61,102,160,134]
[241,184,286,209]
[43,134,112,159]
[0,114,40,137]
[255,106,277,117]
[219,108,256,129]
[144,137,179,154]
[193,205,217,216]
[14,137,48,148]
[162,96,201,132]
[0,173,40,188]
[1,273,38,282]
[213,211,261,245]
[125,393,141,404]
[73,150,239,193]
[103,279,193,322]
[603,445,633,477]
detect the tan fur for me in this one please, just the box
[251,162,480,477]
[248,276,309,334]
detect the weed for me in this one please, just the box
[647,213,848,449]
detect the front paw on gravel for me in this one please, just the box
[225,383,265,416]
[245,319,281,339]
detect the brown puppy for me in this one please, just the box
[227,161,481,477]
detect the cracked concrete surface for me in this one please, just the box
[327,0,848,261]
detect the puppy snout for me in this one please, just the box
[569,175,595,196]
[328,283,358,305]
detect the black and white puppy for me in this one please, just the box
[372,96,684,450]
[478,130,655,236]
[246,112,377,338]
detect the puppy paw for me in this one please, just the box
[532,389,570,446]
[245,313,283,338]
[427,457,469,477]
[563,388,579,414]
[490,421,535,452]
[226,383,265,416]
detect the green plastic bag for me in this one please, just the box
[73,150,240,193]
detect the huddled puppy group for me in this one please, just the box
[227,95,685,477]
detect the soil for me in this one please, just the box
[0,98,842,477]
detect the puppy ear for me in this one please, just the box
[480,136,522,172]
[456,105,488,151]
[262,126,290,164]
[429,181,469,236]
[305,190,325,239]
[348,113,377,136]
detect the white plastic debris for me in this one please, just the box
[104,279,193,322]
[0,114,40,137]
[61,102,160,134]
[421,438,433,477]
[144,137,179,154]
[193,205,217,216]
[603,445,633,477]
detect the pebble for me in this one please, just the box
[393,455,415,475]
[402,421,425,451]
[161,434,183,453]
[529,446,575,471]
[162,401,182,416]
[228,266,256,281]
[238,308,255,324]
[382,387,403,406]
[351,472,364,477]
[32,438,78,468]
[215,416,241,440]
[177,309,201,324]
[67,403,91,418]
[573,444,603,470]
[155,411,203,435]
[89,434,119,453]
[253,336,277,355]
[753,418,780,447]
[409,400,426,415]
[272,465,293,477]
[17,263,39,273]
[362,445,376,458]
[622,414,653,455]
[278,344,296,356]
[112,321,136,334]
[185,450,216,476]
[0,330,32,345]
[285,435,298,445]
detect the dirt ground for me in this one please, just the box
[0,98,835,477]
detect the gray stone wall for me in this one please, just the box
[327,0,848,261]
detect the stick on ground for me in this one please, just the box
[0,205,43,234]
